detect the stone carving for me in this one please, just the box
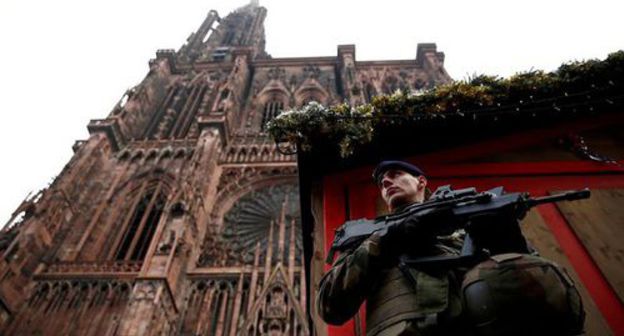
[267,67,286,81]
[198,183,302,267]
[241,264,309,336]
[45,261,143,274]
[156,230,176,255]
[303,65,321,79]
[0,2,452,335]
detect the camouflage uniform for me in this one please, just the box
[317,229,466,336]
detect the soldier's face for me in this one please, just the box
[379,169,427,211]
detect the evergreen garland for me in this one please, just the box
[267,51,624,157]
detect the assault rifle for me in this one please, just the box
[326,185,590,264]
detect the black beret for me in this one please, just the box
[372,160,425,184]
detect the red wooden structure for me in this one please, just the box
[297,111,624,335]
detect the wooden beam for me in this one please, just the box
[322,174,357,336]
[538,204,624,336]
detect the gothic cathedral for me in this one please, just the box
[0,2,451,335]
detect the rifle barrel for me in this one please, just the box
[527,189,591,207]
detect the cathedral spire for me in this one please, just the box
[178,2,268,63]
[177,10,220,62]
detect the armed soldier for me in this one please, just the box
[317,160,585,336]
[317,161,466,335]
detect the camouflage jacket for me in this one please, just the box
[317,230,466,336]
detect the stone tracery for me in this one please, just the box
[198,183,301,267]
[0,2,452,334]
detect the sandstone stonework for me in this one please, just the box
[0,2,451,335]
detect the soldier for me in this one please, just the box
[317,160,466,335]
[317,160,585,336]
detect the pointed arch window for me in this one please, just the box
[261,98,284,130]
[296,87,325,108]
[112,184,167,261]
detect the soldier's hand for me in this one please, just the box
[374,206,461,261]
[376,220,427,260]
[413,206,460,236]
[376,207,455,257]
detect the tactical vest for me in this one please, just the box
[366,265,463,336]
[461,253,585,336]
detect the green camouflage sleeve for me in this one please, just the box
[317,232,384,325]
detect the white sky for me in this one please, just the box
[0,0,622,224]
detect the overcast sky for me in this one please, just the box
[0,0,622,224]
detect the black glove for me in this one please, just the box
[377,206,459,257]
[414,206,460,236]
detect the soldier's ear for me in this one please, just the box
[417,175,427,190]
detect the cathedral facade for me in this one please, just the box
[0,2,451,335]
